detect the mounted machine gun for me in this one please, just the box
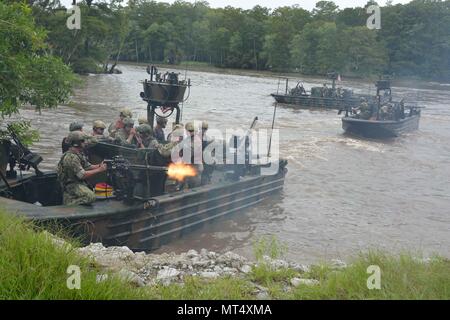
[104,155,168,202]
[6,125,43,177]
[140,65,191,129]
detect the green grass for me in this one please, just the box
[292,251,450,299]
[0,209,147,299]
[0,209,449,300]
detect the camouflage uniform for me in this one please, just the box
[57,150,96,205]
[114,128,138,147]
[357,102,372,120]
[136,124,177,156]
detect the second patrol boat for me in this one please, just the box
[341,79,422,138]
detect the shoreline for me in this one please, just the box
[114,61,450,90]
[1,210,448,300]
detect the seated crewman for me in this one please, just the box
[115,117,139,146]
[57,131,107,206]
[62,121,84,153]
[92,120,107,137]
[108,108,132,138]
[136,124,179,156]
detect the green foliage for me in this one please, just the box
[253,235,288,261]
[24,0,450,80]
[145,276,255,300]
[0,2,76,117]
[0,121,39,147]
[0,209,148,299]
[294,250,450,299]
[0,210,448,300]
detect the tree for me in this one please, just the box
[312,1,339,21]
[0,2,75,142]
[0,2,75,117]
[341,26,388,75]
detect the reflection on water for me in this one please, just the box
[17,64,450,263]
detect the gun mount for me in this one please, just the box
[6,125,43,177]
[139,65,191,129]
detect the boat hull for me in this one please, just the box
[0,165,287,251]
[271,93,363,110]
[342,115,420,138]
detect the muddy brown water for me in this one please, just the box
[16,64,450,263]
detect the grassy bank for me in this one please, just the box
[0,209,448,299]
[0,210,146,299]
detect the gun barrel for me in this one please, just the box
[103,158,167,172]
[128,164,168,171]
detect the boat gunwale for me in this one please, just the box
[342,114,421,125]
[0,168,286,221]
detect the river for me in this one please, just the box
[18,64,450,263]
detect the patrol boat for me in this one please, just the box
[0,66,287,251]
[271,72,375,110]
[341,79,422,138]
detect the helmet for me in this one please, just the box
[93,120,106,129]
[136,124,153,135]
[67,131,87,146]
[156,116,168,125]
[185,122,195,132]
[201,121,208,130]
[69,121,84,132]
[122,117,134,127]
[138,116,148,125]
[120,108,132,118]
[172,122,183,130]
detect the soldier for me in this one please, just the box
[380,104,390,120]
[184,122,203,188]
[201,121,214,185]
[136,124,179,156]
[57,131,107,206]
[138,116,148,125]
[167,123,185,142]
[92,120,107,137]
[108,108,132,138]
[62,121,84,153]
[136,124,154,148]
[356,98,372,120]
[154,116,167,143]
[115,117,139,146]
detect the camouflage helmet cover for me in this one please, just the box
[185,122,195,132]
[69,121,84,132]
[138,116,148,125]
[136,124,153,135]
[93,120,106,129]
[67,131,87,146]
[201,121,208,130]
[120,108,132,118]
[122,117,134,127]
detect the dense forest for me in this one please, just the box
[8,0,450,80]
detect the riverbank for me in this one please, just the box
[116,61,450,90]
[1,210,448,299]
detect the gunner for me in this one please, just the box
[57,131,107,206]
